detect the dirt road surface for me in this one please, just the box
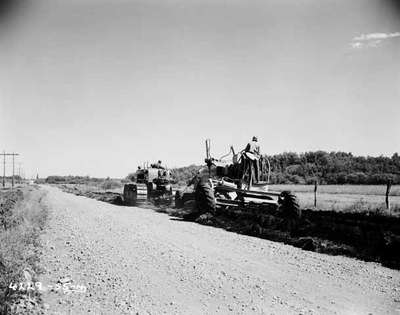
[38,186,400,314]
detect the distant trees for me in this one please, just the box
[170,165,202,185]
[44,152,400,186]
[125,173,136,182]
[266,151,400,185]
[44,175,122,190]
[169,152,400,185]
[99,179,122,190]
[45,176,105,184]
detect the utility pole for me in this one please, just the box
[2,151,5,188]
[12,154,15,188]
[1,152,19,188]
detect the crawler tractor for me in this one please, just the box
[123,164,173,206]
[175,140,299,216]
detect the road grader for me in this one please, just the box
[175,139,299,216]
[123,163,173,206]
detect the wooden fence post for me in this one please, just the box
[386,179,392,213]
[314,179,318,208]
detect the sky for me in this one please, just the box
[0,0,399,178]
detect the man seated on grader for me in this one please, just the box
[175,139,299,222]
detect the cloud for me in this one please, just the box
[350,42,363,49]
[350,32,400,49]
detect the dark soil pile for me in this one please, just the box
[59,185,123,205]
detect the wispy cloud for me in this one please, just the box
[350,32,400,49]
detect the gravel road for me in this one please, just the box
[38,186,400,314]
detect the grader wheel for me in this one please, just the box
[175,190,184,208]
[195,179,216,214]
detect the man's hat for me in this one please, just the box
[252,136,258,141]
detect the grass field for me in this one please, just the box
[270,184,400,196]
[270,184,400,213]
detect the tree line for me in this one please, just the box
[267,151,400,185]
[42,151,400,186]
[171,152,400,185]
[44,175,105,184]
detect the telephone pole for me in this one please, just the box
[12,154,15,187]
[2,151,5,187]
[1,152,19,188]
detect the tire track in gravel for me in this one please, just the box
[38,186,400,314]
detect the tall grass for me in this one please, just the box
[0,187,48,314]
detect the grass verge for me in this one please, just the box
[0,186,48,314]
